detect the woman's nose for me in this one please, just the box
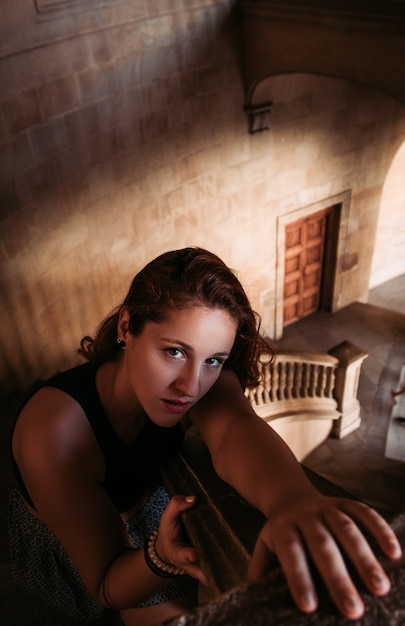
[174,364,200,397]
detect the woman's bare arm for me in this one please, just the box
[12,387,203,609]
[190,371,313,512]
[190,370,402,620]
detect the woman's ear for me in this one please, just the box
[117,306,130,341]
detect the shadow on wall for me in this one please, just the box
[0,3,244,398]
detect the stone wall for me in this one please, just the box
[0,0,404,396]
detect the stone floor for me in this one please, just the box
[0,274,404,624]
[277,273,405,515]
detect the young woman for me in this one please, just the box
[9,247,401,625]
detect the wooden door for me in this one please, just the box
[283,208,330,326]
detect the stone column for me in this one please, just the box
[328,341,368,438]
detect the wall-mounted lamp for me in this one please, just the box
[244,101,273,134]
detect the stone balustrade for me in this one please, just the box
[245,342,368,460]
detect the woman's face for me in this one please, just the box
[120,306,237,427]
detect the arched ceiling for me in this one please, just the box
[238,0,405,108]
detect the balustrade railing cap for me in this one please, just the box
[328,340,369,364]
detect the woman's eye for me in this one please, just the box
[205,357,224,368]
[165,348,185,359]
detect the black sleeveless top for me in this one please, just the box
[12,362,184,513]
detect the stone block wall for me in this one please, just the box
[0,0,404,395]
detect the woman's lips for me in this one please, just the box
[161,399,192,414]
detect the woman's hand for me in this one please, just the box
[248,494,402,620]
[156,495,208,585]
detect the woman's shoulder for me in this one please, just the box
[15,361,97,434]
[12,375,104,482]
[11,379,106,520]
[15,362,99,427]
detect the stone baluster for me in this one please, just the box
[302,362,310,398]
[309,364,317,397]
[318,364,327,397]
[263,364,270,404]
[325,366,335,398]
[286,362,294,399]
[295,361,303,398]
[271,362,279,402]
[279,361,286,400]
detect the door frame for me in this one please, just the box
[274,190,351,338]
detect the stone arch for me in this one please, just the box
[238,0,405,111]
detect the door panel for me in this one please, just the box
[283,209,329,326]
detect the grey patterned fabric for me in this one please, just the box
[8,484,197,625]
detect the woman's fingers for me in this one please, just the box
[156,494,206,578]
[281,539,318,614]
[249,498,402,620]
[248,533,279,583]
[340,500,402,560]
[260,519,365,619]
[182,561,209,586]
[158,494,196,546]
[299,517,365,619]
[162,496,209,584]
[323,507,391,597]
[249,528,318,614]
[162,494,196,528]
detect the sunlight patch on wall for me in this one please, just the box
[369,139,405,288]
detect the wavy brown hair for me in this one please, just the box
[79,247,273,389]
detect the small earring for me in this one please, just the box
[117,336,126,348]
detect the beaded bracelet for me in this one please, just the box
[144,530,187,578]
